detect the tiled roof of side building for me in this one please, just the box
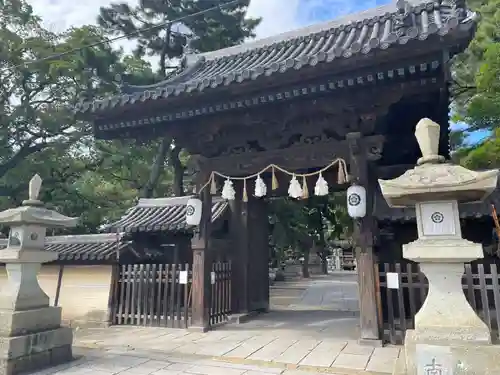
[104,196,228,233]
[0,233,131,261]
[77,0,476,114]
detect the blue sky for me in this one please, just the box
[31,0,485,144]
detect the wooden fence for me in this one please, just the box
[210,261,232,325]
[378,261,500,344]
[110,261,232,329]
[111,263,192,328]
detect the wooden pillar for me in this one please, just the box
[347,132,381,344]
[229,189,250,313]
[191,186,212,331]
[249,197,270,312]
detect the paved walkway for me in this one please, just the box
[68,273,400,374]
[285,272,359,312]
[34,346,384,375]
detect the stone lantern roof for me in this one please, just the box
[379,118,498,207]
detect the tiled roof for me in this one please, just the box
[105,196,228,233]
[375,188,500,223]
[76,0,476,115]
[0,233,131,261]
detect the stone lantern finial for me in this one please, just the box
[414,118,445,165]
[28,174,42,201]
[22,173,43,206]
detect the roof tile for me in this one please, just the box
[0,233,130,261]
[105,196,228,233]
[76,0,475,115]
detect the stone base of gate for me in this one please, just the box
[228,311,261,324]
[393,333,500,375]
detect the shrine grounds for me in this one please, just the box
[37,273,401,375]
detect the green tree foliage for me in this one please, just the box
[269,193,351,276]
[98,0,260,76]
[0,0,261,233]
[451,0,500,166]
[0,0,131,232]
[97,0,261,197]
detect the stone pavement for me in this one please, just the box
[73,325,400,374]
[46,273,399,375]
[70,273,399,375]
[286,272,359,312]
[33,346,391,375]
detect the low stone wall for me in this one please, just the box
[0,264,113,328]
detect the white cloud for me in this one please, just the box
[31,0,303,52]
[31,0,139,54]
[29,0,306,69]
[246,0,301,38]
[29,0,381,66]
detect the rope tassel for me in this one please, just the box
[242,179,248,202]
[337,160,348,184]
[210,174,217,194]
[271,166,279,190]
[302,176,309,199]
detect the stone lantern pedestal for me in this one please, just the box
[379,119,500,375]
[0,175,78,374]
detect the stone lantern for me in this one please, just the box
[0,175,78,374]
[379,118,500,375]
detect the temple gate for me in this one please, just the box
[77,0,477,343]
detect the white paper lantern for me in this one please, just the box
[186,197,203,226]
[347,184,366,218]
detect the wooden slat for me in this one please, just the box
[155,264,162,326]
[184,264,190,328]
[124,265,133,324]
[374,263,383,333]
[137,264,144,325]
[478,264,491,332]
[384,263,396,344]
[465,264,477,311]
[224,262,230,316]
[395,263,407,334]
[217,262,222,323]
[130,265,138,324]
[491,264,500,341]
[162,264,170,326]
[407,263,417,326]
[117,265,126,325]
[418,268,427,304]
[175,265,183,327]
[170,264,177,327]
[148,264,156,325]
[141,264,148,326]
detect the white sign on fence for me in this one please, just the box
[179,270,188,285]
[386,272,400,289]
[211,271,216,285]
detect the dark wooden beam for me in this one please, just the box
[228,182,250,313]
[197,135,384,177]
[247,197,270,312]
[190,176,213,331]
[347,131,381,344]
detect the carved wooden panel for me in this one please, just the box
[176,87,402,158]
[195,135,384,176]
